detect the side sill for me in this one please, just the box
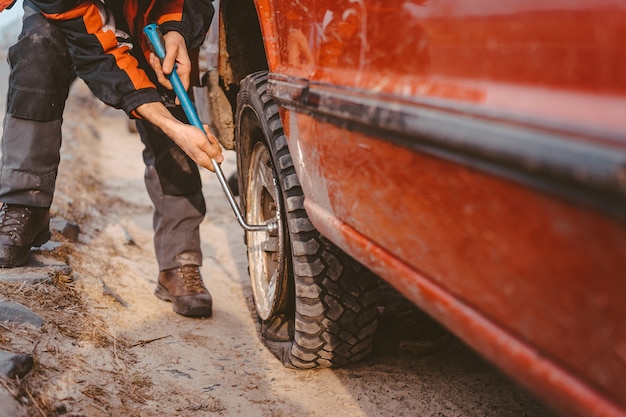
[268,75,626,221]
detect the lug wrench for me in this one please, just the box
[144,23,277,235]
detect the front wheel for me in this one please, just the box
[236,71,379,368]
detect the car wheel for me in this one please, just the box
[236,71,380,368]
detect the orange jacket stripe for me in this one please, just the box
[156,0,184,25]
[44,1,155,91]
[0,0,14,12]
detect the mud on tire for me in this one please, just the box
[236,71,380,368]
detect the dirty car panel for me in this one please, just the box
[210,1,626,416]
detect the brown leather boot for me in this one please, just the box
[154,265,213,318]
[0,204,51,268]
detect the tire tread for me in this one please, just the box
[237,71,380,369]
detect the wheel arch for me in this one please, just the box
[217,0,270,110]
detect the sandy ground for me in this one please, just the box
[0,56,560,416]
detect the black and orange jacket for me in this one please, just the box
[31,0,214,116]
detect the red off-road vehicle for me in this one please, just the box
[195,2,626,417]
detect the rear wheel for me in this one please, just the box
[236,71,379,368]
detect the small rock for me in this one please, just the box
[34,241,63,252]
[0,350,34,379]
[0,301,43,327]
[0,254,71,284]
[100,278,129,307]
[50,217,80,242]
[162,369,192,379]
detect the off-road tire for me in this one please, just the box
[236,71,379,368]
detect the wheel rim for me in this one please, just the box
[246,141,286,320]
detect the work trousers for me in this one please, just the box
[0,4,206,271]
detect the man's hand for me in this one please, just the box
[142,31,222,171]
[149,31,191,94]
[136,102,224,172]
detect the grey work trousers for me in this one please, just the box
[0,6,206,271]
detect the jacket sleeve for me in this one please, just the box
[0,0,16,12]
[154,0,214,50]
[34,0,162,117]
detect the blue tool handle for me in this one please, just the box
[143,23,203,130]
[142,24,276,234]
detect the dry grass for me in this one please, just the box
[0,274,159,416]
[0,110,152,417]
[0,85,157,416]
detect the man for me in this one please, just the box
[0,0,223,318]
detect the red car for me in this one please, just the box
[196,1,626,417]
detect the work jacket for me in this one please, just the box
[30,0,214,116]
[0,0,15,12]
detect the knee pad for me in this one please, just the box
[6,13,73,121]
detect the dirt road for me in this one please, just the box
[0,55,559,416]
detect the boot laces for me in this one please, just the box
[0,205,33,241]
[177,266,206,294]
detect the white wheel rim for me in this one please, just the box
[246,141,285,320]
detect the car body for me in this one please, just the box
[197,1,626,417]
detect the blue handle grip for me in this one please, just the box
[143,23,203,130]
